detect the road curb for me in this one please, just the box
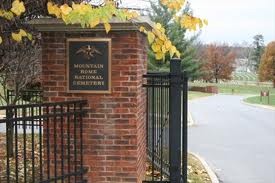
[188,111,195,127]
[242,99,275,111]
[188,94,216,102]
[190,152,220,183]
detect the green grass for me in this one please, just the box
[190,82,275,95]
[188,91,213,100]
[244,95,275,107]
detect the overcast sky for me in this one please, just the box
[121,0,275,45]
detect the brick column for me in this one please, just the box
[35,18,150,183]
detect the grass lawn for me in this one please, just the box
[188,91,213,100]
[190,82,275,95]
[244,95,275,107]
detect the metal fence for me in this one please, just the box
[0,100,87,183]
[3,90,43,133]
[7,89,43,105]
[143,59,188,183]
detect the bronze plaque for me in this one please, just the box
[67,38,111,93]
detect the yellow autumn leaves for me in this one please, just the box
[178,15,208,31]
[145,0,208,60]
[0,0,25,20]
[47,2,76,18]
[47,1,138,34]
[11,29,32,42]
[47,2,110,33]
[10,0,25,16]
[0,9,14,20]
[140,23,180,60]
[47,2,61,18]
[0,29,31,45]
[159,0,208,32]
[1,0,207,62]
[0,0,28,44]
[161,0,185,11]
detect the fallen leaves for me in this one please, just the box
[0,134,41,182]
[144,154,211,183]
[188,154,211,183]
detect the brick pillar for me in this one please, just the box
[37,18,150,183]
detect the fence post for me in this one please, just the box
[6,106,14,158]
[169,58,182,183]
[182,75,188,182]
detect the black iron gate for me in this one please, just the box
[143,59,188,183]
[0,100,87,183]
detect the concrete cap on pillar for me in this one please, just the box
[28,16,154,32]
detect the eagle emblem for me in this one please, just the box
[76,45,102,60]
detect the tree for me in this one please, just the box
[0,41,41,105]
[251,34,265,71]
[148,1,203,80]
[0,0,207,159]
[1,0,206,60]
[258,41,275,88]
[240,42,253,72]
[0,0,208,102]
[201,44,236,83]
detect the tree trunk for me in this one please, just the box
[273,79,275,88]
[215,77,218,83]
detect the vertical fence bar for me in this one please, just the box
[39,105,43,182]
[21,107,27,183]
[53,104,57,183]
[31,106,35,182]
[61,104,65,183]
[79,103,84,181]
[5,107,11,183]
[146,80,149,154]
[155,78,160,169]
[182,75,188,183]
[46,106,50,180]
[151,77,155,181]
[1,100,87,183]
[169,58,182,183]
[160,76,163,181]
[165,75,169,169]
[67,103,71,183]
[73,103,77,182]
[14,107,19,183]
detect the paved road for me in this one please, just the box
[188,95,275,183]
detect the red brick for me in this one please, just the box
[42,31,147,183]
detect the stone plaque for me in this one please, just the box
[67,38,111,93]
